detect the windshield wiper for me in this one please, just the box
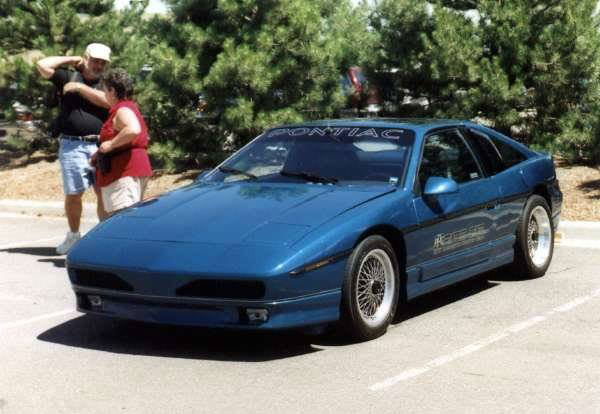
[218,166,257,180]
[280,169,338,184]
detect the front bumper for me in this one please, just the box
[72,286,341,330]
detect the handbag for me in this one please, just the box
[96,145,133,174]
[97,152,112,174]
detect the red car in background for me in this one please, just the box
[341,66,383,115]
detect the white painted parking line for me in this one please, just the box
[0,309,74,331]
[369,287,600,391]
[0,236,61,250]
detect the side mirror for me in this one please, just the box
[194,169,211,182]
[423,176,459,197]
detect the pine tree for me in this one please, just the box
[139,0,374,169]
[371,0,600,161]
[0,0,113,53]
[477,0,600,153]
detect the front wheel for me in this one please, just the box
[512,195,554,278]
[341,235,400,341]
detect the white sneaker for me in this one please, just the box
[56,231,81,255]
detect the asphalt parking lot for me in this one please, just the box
[1,213,599,413]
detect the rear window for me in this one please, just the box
[463,129,504,176]
[491,137,527,168]
[465,128,527,173]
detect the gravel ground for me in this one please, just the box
[0,151,196,203]
[555,162,600,221]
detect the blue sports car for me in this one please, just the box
[67,119,562,341]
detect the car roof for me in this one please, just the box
[274,118,468,132]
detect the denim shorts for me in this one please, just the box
[58,137,98,195]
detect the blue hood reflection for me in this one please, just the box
[88,182,394,246]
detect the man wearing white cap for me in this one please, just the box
[36,43,112,254]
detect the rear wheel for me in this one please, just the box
[512,195,554,278]
[341,235,400,341]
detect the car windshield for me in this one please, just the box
[207,126,415,185]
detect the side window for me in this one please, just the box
[490,136,527,168]
[419,129,482,189]
[463,128,504,176]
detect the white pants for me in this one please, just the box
[101,176,148,213]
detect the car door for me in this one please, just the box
[406,128,500,283]
[461,126,529,252]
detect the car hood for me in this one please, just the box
[89,181,394,246]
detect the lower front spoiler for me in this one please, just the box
[72,286,341,330]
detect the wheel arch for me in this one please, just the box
[532,184,552,211]
[355,225,407,302]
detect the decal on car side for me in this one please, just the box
[433,224,488,254]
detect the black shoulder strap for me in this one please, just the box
[70,70,83,83]
[56,70,83,104]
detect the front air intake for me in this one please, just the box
[176,279,265,300]
[71,268,134,292]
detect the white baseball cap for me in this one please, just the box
[85,43,111,62]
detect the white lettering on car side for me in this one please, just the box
[433,224,488,254]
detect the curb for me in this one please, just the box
[559,220,600,229]
[0,199,96,218]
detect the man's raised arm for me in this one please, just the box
[36,56,82,79]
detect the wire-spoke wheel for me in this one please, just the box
[341,236,400,341]
[513,195,554,278]
[527,206,552,267]
[356,249,395,328]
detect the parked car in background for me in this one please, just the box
[11,101,38,132]
[194,92,217,121]
[67,119,562,341]
[341,66,383,116]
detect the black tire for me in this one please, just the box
[340,235,400,341]
[512,195,554,278]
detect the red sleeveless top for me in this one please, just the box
[97,100,152,187]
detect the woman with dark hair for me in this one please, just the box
[94,68,152,216]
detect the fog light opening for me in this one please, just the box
[246,308,269,323]
[88,295,102,307]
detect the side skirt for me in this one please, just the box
[405,241,514,301]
